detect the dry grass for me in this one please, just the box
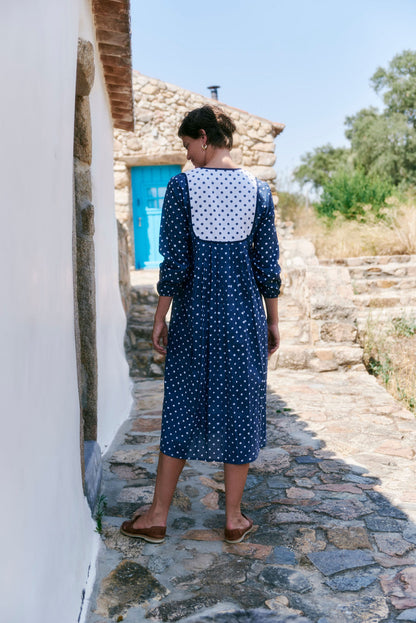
[361,314,416,413]
[281,195,416,259]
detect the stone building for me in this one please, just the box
[114,71,285,268]
[1,2,134,622]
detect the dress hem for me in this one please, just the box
[159,445,266,465]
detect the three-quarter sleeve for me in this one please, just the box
[251,183,281,298]
[157,175,192,296]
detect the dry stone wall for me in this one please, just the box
[114,71,284,265]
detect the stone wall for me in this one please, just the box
[73,38,98,448]
[270,233,364,372]
[114,71,284,265]
[117,219,131,315]
[320,254,416,333]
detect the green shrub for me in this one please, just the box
[278,191,306,223]
[317,169,393,220]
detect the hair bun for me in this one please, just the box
[178,105,236,149]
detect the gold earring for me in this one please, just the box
[202,144,207,151]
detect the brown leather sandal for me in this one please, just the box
[120,516,166,543]
[224,513,254,544]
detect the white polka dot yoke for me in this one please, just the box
[186,168,257,241]
[157,168,281,464]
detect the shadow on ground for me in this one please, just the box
[83,374,416,623]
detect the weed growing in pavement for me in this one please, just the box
[362,313,416,414]
[94,494,107,534]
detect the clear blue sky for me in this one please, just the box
[130,0,416,190]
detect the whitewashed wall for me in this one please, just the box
[0,1,132,622]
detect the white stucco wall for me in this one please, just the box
[0,1,132,622]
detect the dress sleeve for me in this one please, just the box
[157,175,192,296]
[251,183,281,298]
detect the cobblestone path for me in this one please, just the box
[84,282,416,623]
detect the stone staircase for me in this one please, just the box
[320,254,416,334]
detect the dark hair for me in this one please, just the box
[178,105,236,149]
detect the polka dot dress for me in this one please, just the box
[157,168,281,465]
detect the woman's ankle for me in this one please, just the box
[225,510,248,528]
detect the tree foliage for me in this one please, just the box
[370,49,416,128]
[293,144,350,191]
[345,108,416,187]
[293,50,416,219]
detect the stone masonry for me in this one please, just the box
[113,71,284,266]
[320,254,416,335]
[269,233,364,373]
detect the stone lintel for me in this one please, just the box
[119,153,186,167]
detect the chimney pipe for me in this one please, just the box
[207,85,220,100]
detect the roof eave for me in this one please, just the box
[92,0,134,131]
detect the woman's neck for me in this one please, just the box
[203,147,239,169]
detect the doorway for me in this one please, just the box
[131,165,181,268]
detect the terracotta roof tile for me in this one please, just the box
[92,0,134,131]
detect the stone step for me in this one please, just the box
[351,275,416,295]
[320,254,416,267]
[356,305,416,333]
[269,343,364,373]
[130,285,158,305]
[278,298,305,320]
[348,264,416,280]
[353,291,416,310]
[279,320,311,344]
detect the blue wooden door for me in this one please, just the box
[131,165,181,269]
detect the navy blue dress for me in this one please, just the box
[157,168,281,465]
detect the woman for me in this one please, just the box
[121,105,281,544]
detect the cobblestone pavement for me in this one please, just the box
[84,276,416,623]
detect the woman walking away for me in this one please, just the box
[121,105,281,544]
